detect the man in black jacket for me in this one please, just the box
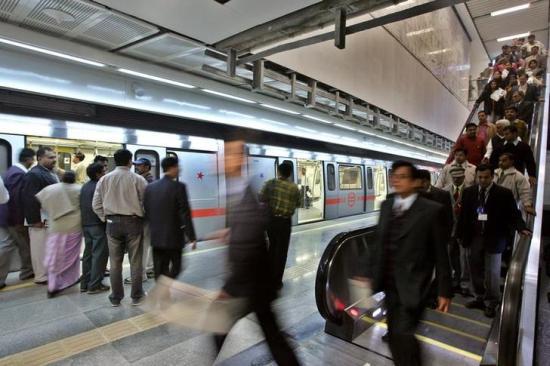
[80,163,109,294]
[511,90,534,124]
[490,125,537,186]
[22,146,59,284]
[368,161,452,366]
[457,165,530,318]
[416,169,453,239]
[213,140,300,366]
[144,156,196,280]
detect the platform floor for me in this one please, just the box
[0,214,385,366]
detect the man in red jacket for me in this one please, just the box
[447,123,486,166]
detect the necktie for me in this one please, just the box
[453,186,461,215]
[479,187,487,208]
[497,171,506,185]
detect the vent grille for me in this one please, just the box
[23,0,100,32]
[122,33,204,61]
[0,0,19,20]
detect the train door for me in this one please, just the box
[323,162,338,220]
[337,164,365,217]
[247,156,276,197]
[296,159,324,223]
[170,150,224,240]
[373,165,387,211]
[365,166,375,212]
[125,144,166,180]
[277,157,299,226]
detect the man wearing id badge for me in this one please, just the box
[457,164,530,318]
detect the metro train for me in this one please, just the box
[0,112,439,239]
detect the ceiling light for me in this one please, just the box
[118,68,194,89]
[497,32,530,42]
[295,126,317,133]
[427,48,450,55]
[303,114,333,124]
[260,104,300,115]
[491,3,530,17]
[203,89,256,104]
[0,37,105,67]
[406,27,434,37]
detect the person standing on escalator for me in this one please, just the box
[367,160,452,366]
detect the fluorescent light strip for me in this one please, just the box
[163,98,211,110]
[260,103,300,115]
[219,109,255,119]
[357,129,375,136]
[303,114,333,124]
[260,118,288,126]
[118,68,194,89]
[491,3,530,16]
[406,27,434,37]
[497,32,530,42]
[427,48,450,55]
[295,126,317,133]
[0,37,105,67]
[203,89,256,104]
[335,123,357,131]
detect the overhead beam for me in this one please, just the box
[335,8,347,49]
[238,0,466,65]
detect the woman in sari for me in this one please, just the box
[36,171,82,298]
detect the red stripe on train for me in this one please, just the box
[359,195,376,201]
[326,198,344,205]
[192,208,226,218]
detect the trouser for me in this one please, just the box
[385,285,423,366]
[152,248,182,280]
[9,225,33,278]
[213,288,300,366]
[469,235,502,308]
[142,223,153,278]
[28,227,48,283]
[266,216,292,288]
[449,238,471,290]
[0,227,16,286]
[460,246,471,290]
[81,224,109,291]
[106,215,144,301]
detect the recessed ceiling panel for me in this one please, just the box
[122,33,204,62]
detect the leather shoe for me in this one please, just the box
[465,299,485,310]
[484,306,496,318]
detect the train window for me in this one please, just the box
[327,164,336,191]
[367,167,373,190]
[0,139,12,175]
[281,160,295,182]
[135,149,160,180]
[339,165,362,190]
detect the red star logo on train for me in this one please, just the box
[197,172,204,180]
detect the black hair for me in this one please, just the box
[454,147,468,156]
[74,151,85,162]
[113,149,132,166]
[93,155,108,163]
[36,146,54,159]
[415,169,431,181]
[500,152,516,161]
[161,156,179,172]
[465,122,478,129]
[476,164,494,175]
[278,162,293,179]
[391,160,417,179]
[62,170,76,184]
[504,125,518,133]
[18,148,35,163]
[86,163,105,181]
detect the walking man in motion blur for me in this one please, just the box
[260,161,300,290]
[212,140,300,366]
[367,161,452,366]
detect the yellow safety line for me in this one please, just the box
[361,318,482,362]
[419,319,486,343]
[0,280,36,292]
[426,308,491,328]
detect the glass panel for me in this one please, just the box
[339,165,362,190]
[135,149,160,180]
[373,166,387,210]
[297,159,324,223]
[327,163,336,191]
[367,167,374,190]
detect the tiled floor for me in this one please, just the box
[0,213,377,365]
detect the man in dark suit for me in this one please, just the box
[511,90,534,124]
[144,156,196,280]
[368,161,452,366]
[457,164,529,318]
[213,140,300,366]
[22,146,59,284]
[416,169,453,238]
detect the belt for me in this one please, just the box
[106,214,142,218]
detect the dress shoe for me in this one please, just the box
[19,273,35,281]
[465,299,485,310]
[109,297,121,307]
[484,306,496,318]
[35,280,48,285]
[47,290,61,298]
[131,294,147,306]
[87,284,110,294]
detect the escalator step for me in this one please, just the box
[423,309,491,339]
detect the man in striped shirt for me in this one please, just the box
[260,162,300,290]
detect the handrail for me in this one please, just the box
[496,98,545,365]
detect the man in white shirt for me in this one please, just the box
[72,152,87,185]
[483,119,510,165]
[521,34,546,57]
[435,148,476,189]
[494,153,534,216]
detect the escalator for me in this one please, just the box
[314,227,494,365]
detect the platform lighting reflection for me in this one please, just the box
[163,98,211,110]
[491,3,530,17]
[87,85,125,95]
[372,308,383,318]
[427,48,451,55]
[335,123,357,131]
[118,68,194,89]
[203,89,256,104]
[260,118,288,126]
[260,103,301,115]
[406,27,434,37]
[295,126,317,133]
[0,38,106,67]
[219,110,255,119]
[497,32,530,42]
[303,114,333,124]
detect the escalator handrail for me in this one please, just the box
[496,98,545,365]
[315,227,377,324]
